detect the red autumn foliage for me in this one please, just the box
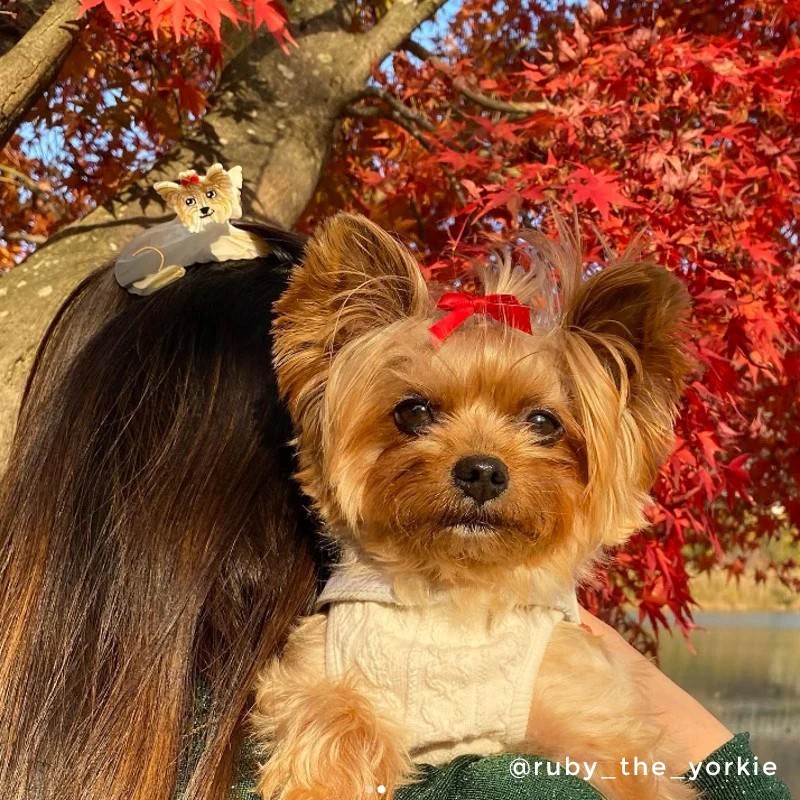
[0,8,219,265]
[1,0,798,648]
[303,0,800,646]
[78,0,293,46]
[0,0,291,266]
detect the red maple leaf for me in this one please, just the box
[80,0,292,46]
[79,0,130,20]
[567,165,638,221]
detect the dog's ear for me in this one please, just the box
[153,180,182,208]
[202,165,241,219]
[204,162,226,179]
[564,257,690,406]
[273,213,428,417]
[202,166,234,196]
[563,257,691,484]
[224,164,243,190]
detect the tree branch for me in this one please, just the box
[361,0,449,68]
[403,39,552,117]
[403,37,434,63]
[350,85,469,153]
[40,212,174,244]
[345,105,433,150]
[359,86,436,132]
[343,106,466,205]
[5,230,47,244]
[0,163,51,198]
[0,1,55,57]
[0,0,80,148]
[0,0,450,461]
[452,78,552,116]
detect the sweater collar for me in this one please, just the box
[315,562,581,623]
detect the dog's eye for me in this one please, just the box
[185,197,196,206]
[205,190,216,199]
[393,398,435,435]
[526,410,564,444]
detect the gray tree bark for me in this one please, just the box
[0,0,445,460]
[0,0,80,147]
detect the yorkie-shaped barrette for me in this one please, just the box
[114,164,270,296]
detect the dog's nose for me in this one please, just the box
[452,455,509,504]
[200,206,211,215]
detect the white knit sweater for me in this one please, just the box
[315,566,580,765]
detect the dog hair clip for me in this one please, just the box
[114,163,270,296]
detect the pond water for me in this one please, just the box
[658,612,800,797]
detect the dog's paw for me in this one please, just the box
[257,681,412,800]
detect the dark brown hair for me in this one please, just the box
[0,223,319,800]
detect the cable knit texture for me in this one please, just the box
[317,567,581,765]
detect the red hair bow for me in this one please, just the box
[429,292,533,343]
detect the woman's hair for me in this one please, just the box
[0,223,320,800]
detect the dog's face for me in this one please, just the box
[320,320,587,585]
[274,214,689,588]
[154,164,243,233]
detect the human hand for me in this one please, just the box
[577,607,733,768]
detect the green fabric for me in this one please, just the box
[396,753,604,800]
[227,733,793,799]
[689,732,792,799]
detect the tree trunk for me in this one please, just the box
[0,0,445,461]
[0,0,80,147]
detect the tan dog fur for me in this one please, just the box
[253,213,696,800]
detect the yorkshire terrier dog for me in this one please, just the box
[154,163,244,232]
[253,213,695,800]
